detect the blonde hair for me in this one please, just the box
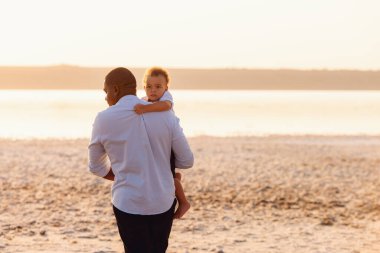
[143,67,170,85]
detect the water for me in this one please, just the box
[0,90,379,138]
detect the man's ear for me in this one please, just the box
[113,84,120,95]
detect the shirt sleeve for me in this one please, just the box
[159,91,174,107]
[171,117,194,169]
[88,113,111,177]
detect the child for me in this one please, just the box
[134,67,191,219]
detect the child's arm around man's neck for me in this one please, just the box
[134,100,172,115]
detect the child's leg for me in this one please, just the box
[173,172,191,219]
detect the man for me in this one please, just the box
[88,67,194,253]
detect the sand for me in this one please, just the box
[0,136,379,253]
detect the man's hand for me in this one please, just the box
[103,168,115,181]
[134,104,146,115]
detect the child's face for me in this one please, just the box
[144,75,168,102]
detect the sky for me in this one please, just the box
[0,0,379,69]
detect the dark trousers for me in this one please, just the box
[113,199,177,253]
[170,150,176,177]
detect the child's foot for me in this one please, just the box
[174,201,191,219]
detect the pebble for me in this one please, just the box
[78,235,98,239]
[320,216,336,226]
[234,239,247,243]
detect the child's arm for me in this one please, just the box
[134,101,172,115]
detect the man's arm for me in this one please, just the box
[171,117,194,169]
[88,113,112,178]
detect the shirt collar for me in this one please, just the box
[117,94,137,103]
[113,95,140,110]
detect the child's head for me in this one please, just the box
[143,67,170,102]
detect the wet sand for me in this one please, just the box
[0,136,379,252]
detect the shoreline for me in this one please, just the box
[1,134,380,141]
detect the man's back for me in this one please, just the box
[88,95,193,215]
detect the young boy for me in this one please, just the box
[134,67,191,219]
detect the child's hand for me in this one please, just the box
[134,104,145,115]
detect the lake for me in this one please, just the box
[1,90,379,138]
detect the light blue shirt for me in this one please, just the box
[88,95,194,215]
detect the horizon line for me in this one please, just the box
[0,64,379,72]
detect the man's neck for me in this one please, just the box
[119,92,136,99]
[114,94,137,105]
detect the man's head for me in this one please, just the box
[143,67,170,102]
[104,67,137,106]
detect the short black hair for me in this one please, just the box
[105,67,136,89]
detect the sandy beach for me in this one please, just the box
[0,136,379,253]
